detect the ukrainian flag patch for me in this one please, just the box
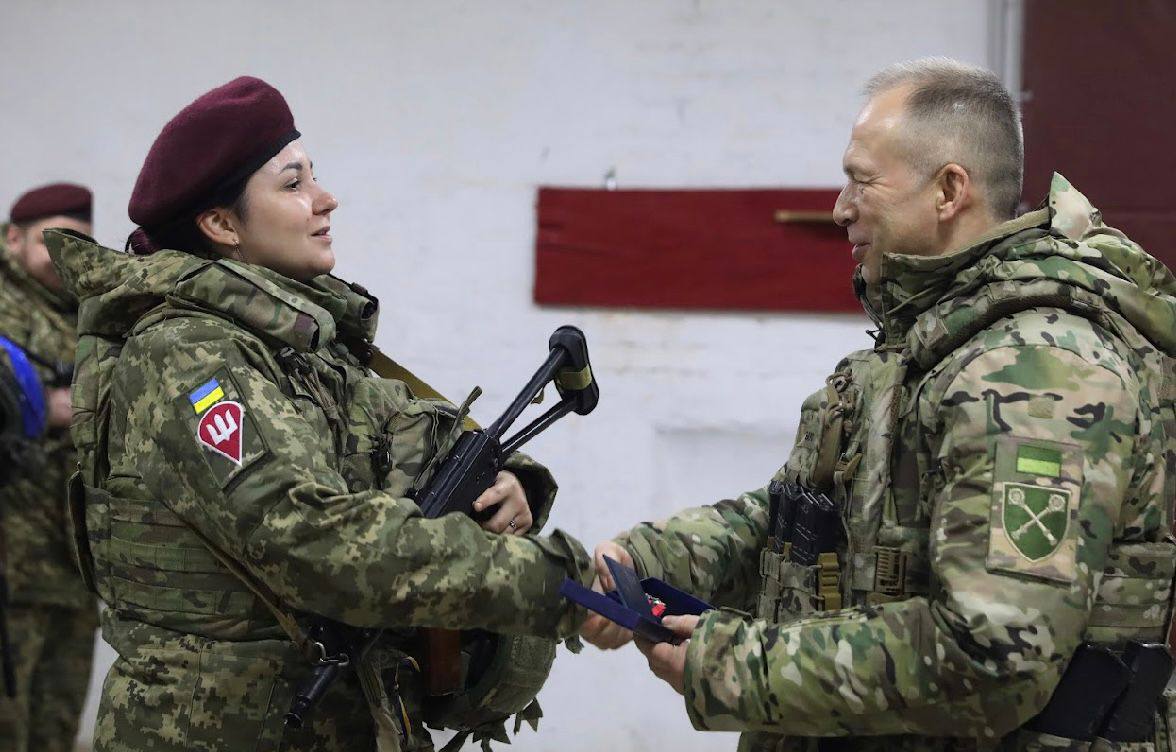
[189,378,225,414]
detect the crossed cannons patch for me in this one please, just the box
[987,438,1082,583]
[1001,483,1070,561]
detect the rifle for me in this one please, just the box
[285,325,599,728]
[413,326,597,519]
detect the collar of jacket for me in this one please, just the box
[43,229,378,355]
[855,202,1053,346]
[170,252,382,354]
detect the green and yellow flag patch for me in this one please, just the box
[1015,444,1062,478]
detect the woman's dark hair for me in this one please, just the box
[128,174,250,256]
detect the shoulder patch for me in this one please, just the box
[179,369,269,488]
[197,400,245,465]
[987,436,1083,583]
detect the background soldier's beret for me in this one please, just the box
[128,76,300,229]
[9,183,93,225]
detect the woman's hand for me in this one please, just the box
[592,540,633,592]
[580,541,637,649]
[473,471,532,535]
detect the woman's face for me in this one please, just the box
[233,139,338,281]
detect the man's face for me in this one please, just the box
[833,86,942,285]
[5,215,92,291]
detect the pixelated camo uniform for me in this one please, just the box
[0,235,97,752]
[46,231,593,752]
[618,175,1176,751]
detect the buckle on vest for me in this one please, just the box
[817,551,842,611]
[759,547,773,577]
[874,547,906,597]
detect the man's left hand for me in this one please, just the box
[634,614,699,695]
[473,471,532,535]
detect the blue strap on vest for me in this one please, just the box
[0,335,47,438]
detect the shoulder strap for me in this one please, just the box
[367,347,479,432]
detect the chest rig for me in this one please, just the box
[756,279,1176,651]
[757,343,909,623]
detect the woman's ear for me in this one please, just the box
[194,207,240,248]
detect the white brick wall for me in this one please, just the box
[0,2,995,748]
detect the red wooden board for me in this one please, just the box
[534,188,859,313]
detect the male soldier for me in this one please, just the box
[0,183,98,752]
[583,58,1176,749]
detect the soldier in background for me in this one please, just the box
[0,183,98,752]
[583,58,1176,750]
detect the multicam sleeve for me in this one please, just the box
[121,321,592,639]
[682,344,1138,738]
[616,488,770,609]
[502,451,559,532]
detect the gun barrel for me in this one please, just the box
[285,661,345,728]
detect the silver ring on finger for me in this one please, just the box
[508,517,517,529]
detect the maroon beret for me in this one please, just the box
[128,76,299,229]
[9,182,92,224]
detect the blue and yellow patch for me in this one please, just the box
[178,369,269,490]
[189,378,225,414]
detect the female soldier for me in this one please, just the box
[48,76,591,752]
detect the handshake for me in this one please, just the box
[575,541,706,696]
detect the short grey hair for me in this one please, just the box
[864,57,1024,219]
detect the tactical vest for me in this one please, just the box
[755,278,1176,752]
[62,246,554,751]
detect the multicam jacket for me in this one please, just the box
[618,175,1176,751]
[46,231,592,752]
[0,236,92,610]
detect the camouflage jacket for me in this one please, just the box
[0,235,92,609]
[46,231,592,751]
[618,175,1176,751]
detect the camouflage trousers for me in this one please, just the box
[0,603,99,752]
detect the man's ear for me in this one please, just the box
[935,163,972,222]
[5,223,24,251]
[194,207,239,248]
